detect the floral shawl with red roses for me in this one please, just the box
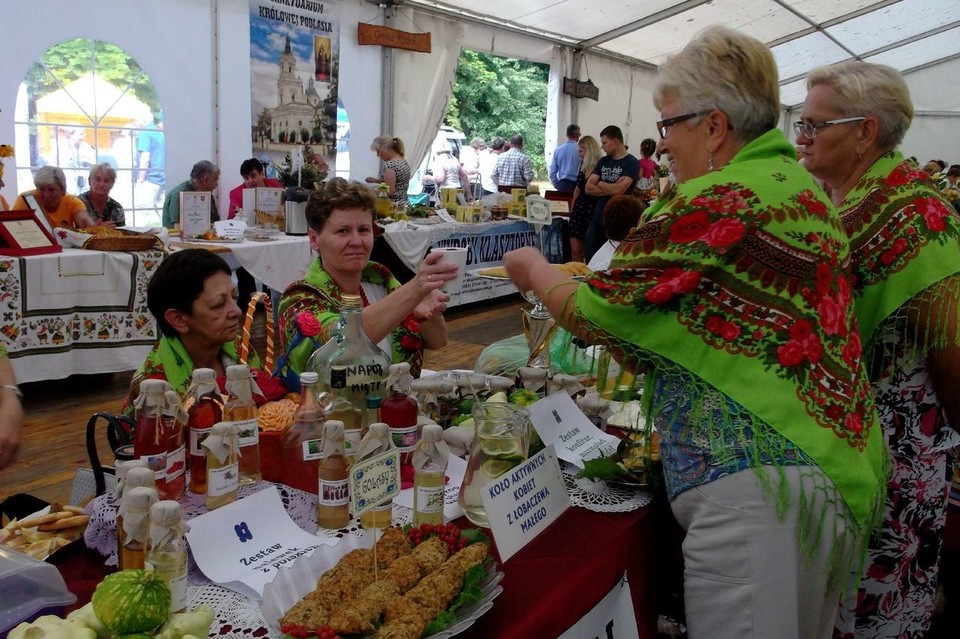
[572,129,885,532]
[276,259,425,388]
[837,151,960,365]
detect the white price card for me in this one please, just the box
[528,392,620,469]
[214,219,246,239]
[350,449,401,516]
[481,444,570,562]
[525,195,552,226]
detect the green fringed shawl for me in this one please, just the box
[838,152,960,364]
[572,129,885,532]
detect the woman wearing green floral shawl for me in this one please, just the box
[505,27,885,639]
[799,61,960,639]
[277,179,455,388]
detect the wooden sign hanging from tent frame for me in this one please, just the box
[358,23,431,53]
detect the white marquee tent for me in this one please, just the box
[0,0,957,207]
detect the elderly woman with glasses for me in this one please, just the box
[504,26,885,639]
[797,62,960,639]
[79,162,124,226]
[13,166,96,229]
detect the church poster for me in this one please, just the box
[249,0,340,179]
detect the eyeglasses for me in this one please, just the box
[793,117,865,140]
[656,110,712,138]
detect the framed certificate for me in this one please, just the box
[22,193,57,238]
[179,191,213,239]
[0,210,62,256]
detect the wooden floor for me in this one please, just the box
[0,295,524,506]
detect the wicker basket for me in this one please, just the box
[83,230,162,252]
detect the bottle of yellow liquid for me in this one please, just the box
[118,486,158,570]
[203,422,241,510]
[355,422,396,530]
[145,500,188,612]
[223,365,261,485]
[374,183,392,218]
[413,423,449,526]
[115,465,154,565]
[317,420,350,529]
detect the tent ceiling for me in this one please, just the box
[406,0,960,109]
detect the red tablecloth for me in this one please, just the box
[51,504,656,639]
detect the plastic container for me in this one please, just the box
[0,546,76,637]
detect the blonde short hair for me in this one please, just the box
[371,135,405,157]
[654,25,780,143]
[805,61,913,151]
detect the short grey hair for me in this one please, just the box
[89,162,116,183]
[34,166,67,192]
[190,160,219,181]
[805,61,913,151]
[470,137,486,151]
[654,25,780,144]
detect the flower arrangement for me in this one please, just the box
[274,144,329,189]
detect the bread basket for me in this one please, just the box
[82,229,162,251]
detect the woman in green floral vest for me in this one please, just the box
[505,26,885,639]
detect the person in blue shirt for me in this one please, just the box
[136,112,165,209]
[549,124,581,193]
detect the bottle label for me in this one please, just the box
[389,424,420,452]
[343,430,361,458]
[331,367,347,389]
[166,444,186,481]
[416,484,445,514]
[318,478,349,506]
[228,418,260,447]
[189,427,212,456]
[167,572,188,612]
[141,452,167,482]
[301,438,324,462]
[208,462,239,497]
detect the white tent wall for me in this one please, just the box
[897,57,960,166]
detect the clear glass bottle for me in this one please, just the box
[281,372,325,494]
[133,379,175,499]
[118,486,158,570]
[145,500,188,613]
[162,390,187,501]
[223,364,261,485]
[115,466,155,564]
[185,368,223,495]
[317,420,350,529]
[354,422,396,530]
[315,294,390,464]
[203,422,241,510]
[413,423,449,526]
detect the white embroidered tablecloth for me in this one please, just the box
[0,248,163,382]
[172,236,313,293]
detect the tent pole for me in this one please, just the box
[381,10,396,135]
[571,50,581,126]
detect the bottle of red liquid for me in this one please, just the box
[281,372,325,494]
[133,379,175,499]
[380,363,419,487]
[185,368,223,495]
[162,390,187,501]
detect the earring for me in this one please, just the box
[708,152,715,172]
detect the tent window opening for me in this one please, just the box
[13,38,165,227]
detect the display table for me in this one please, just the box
[68,482,655,639]
[0,248,164,383]
[171,235,313,293]
[381,219,562,306]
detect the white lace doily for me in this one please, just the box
[562,463,653,512]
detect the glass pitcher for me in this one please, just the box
[457,402,530,527]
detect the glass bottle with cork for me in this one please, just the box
[115,465,155,563]
[202,422,241,510]
[281,371,325,494]
[118,485,158,570]
[223,364,261,485]
[162,390,187,501]
[374,183,392,219]
[354,422,397,530]
[317,420,350,529]
[315,294,390,463]
[145,500,188,613]
[133,379,176,499]
[412,423,450,526]
[380,362,419,482]
[185,368,223,494]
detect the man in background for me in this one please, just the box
[162,160,219,229]
[493,134,534,192]
[549,124,581,193]
[479,136,506,196]
[135,111,165,210]
[583,125,639,261]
